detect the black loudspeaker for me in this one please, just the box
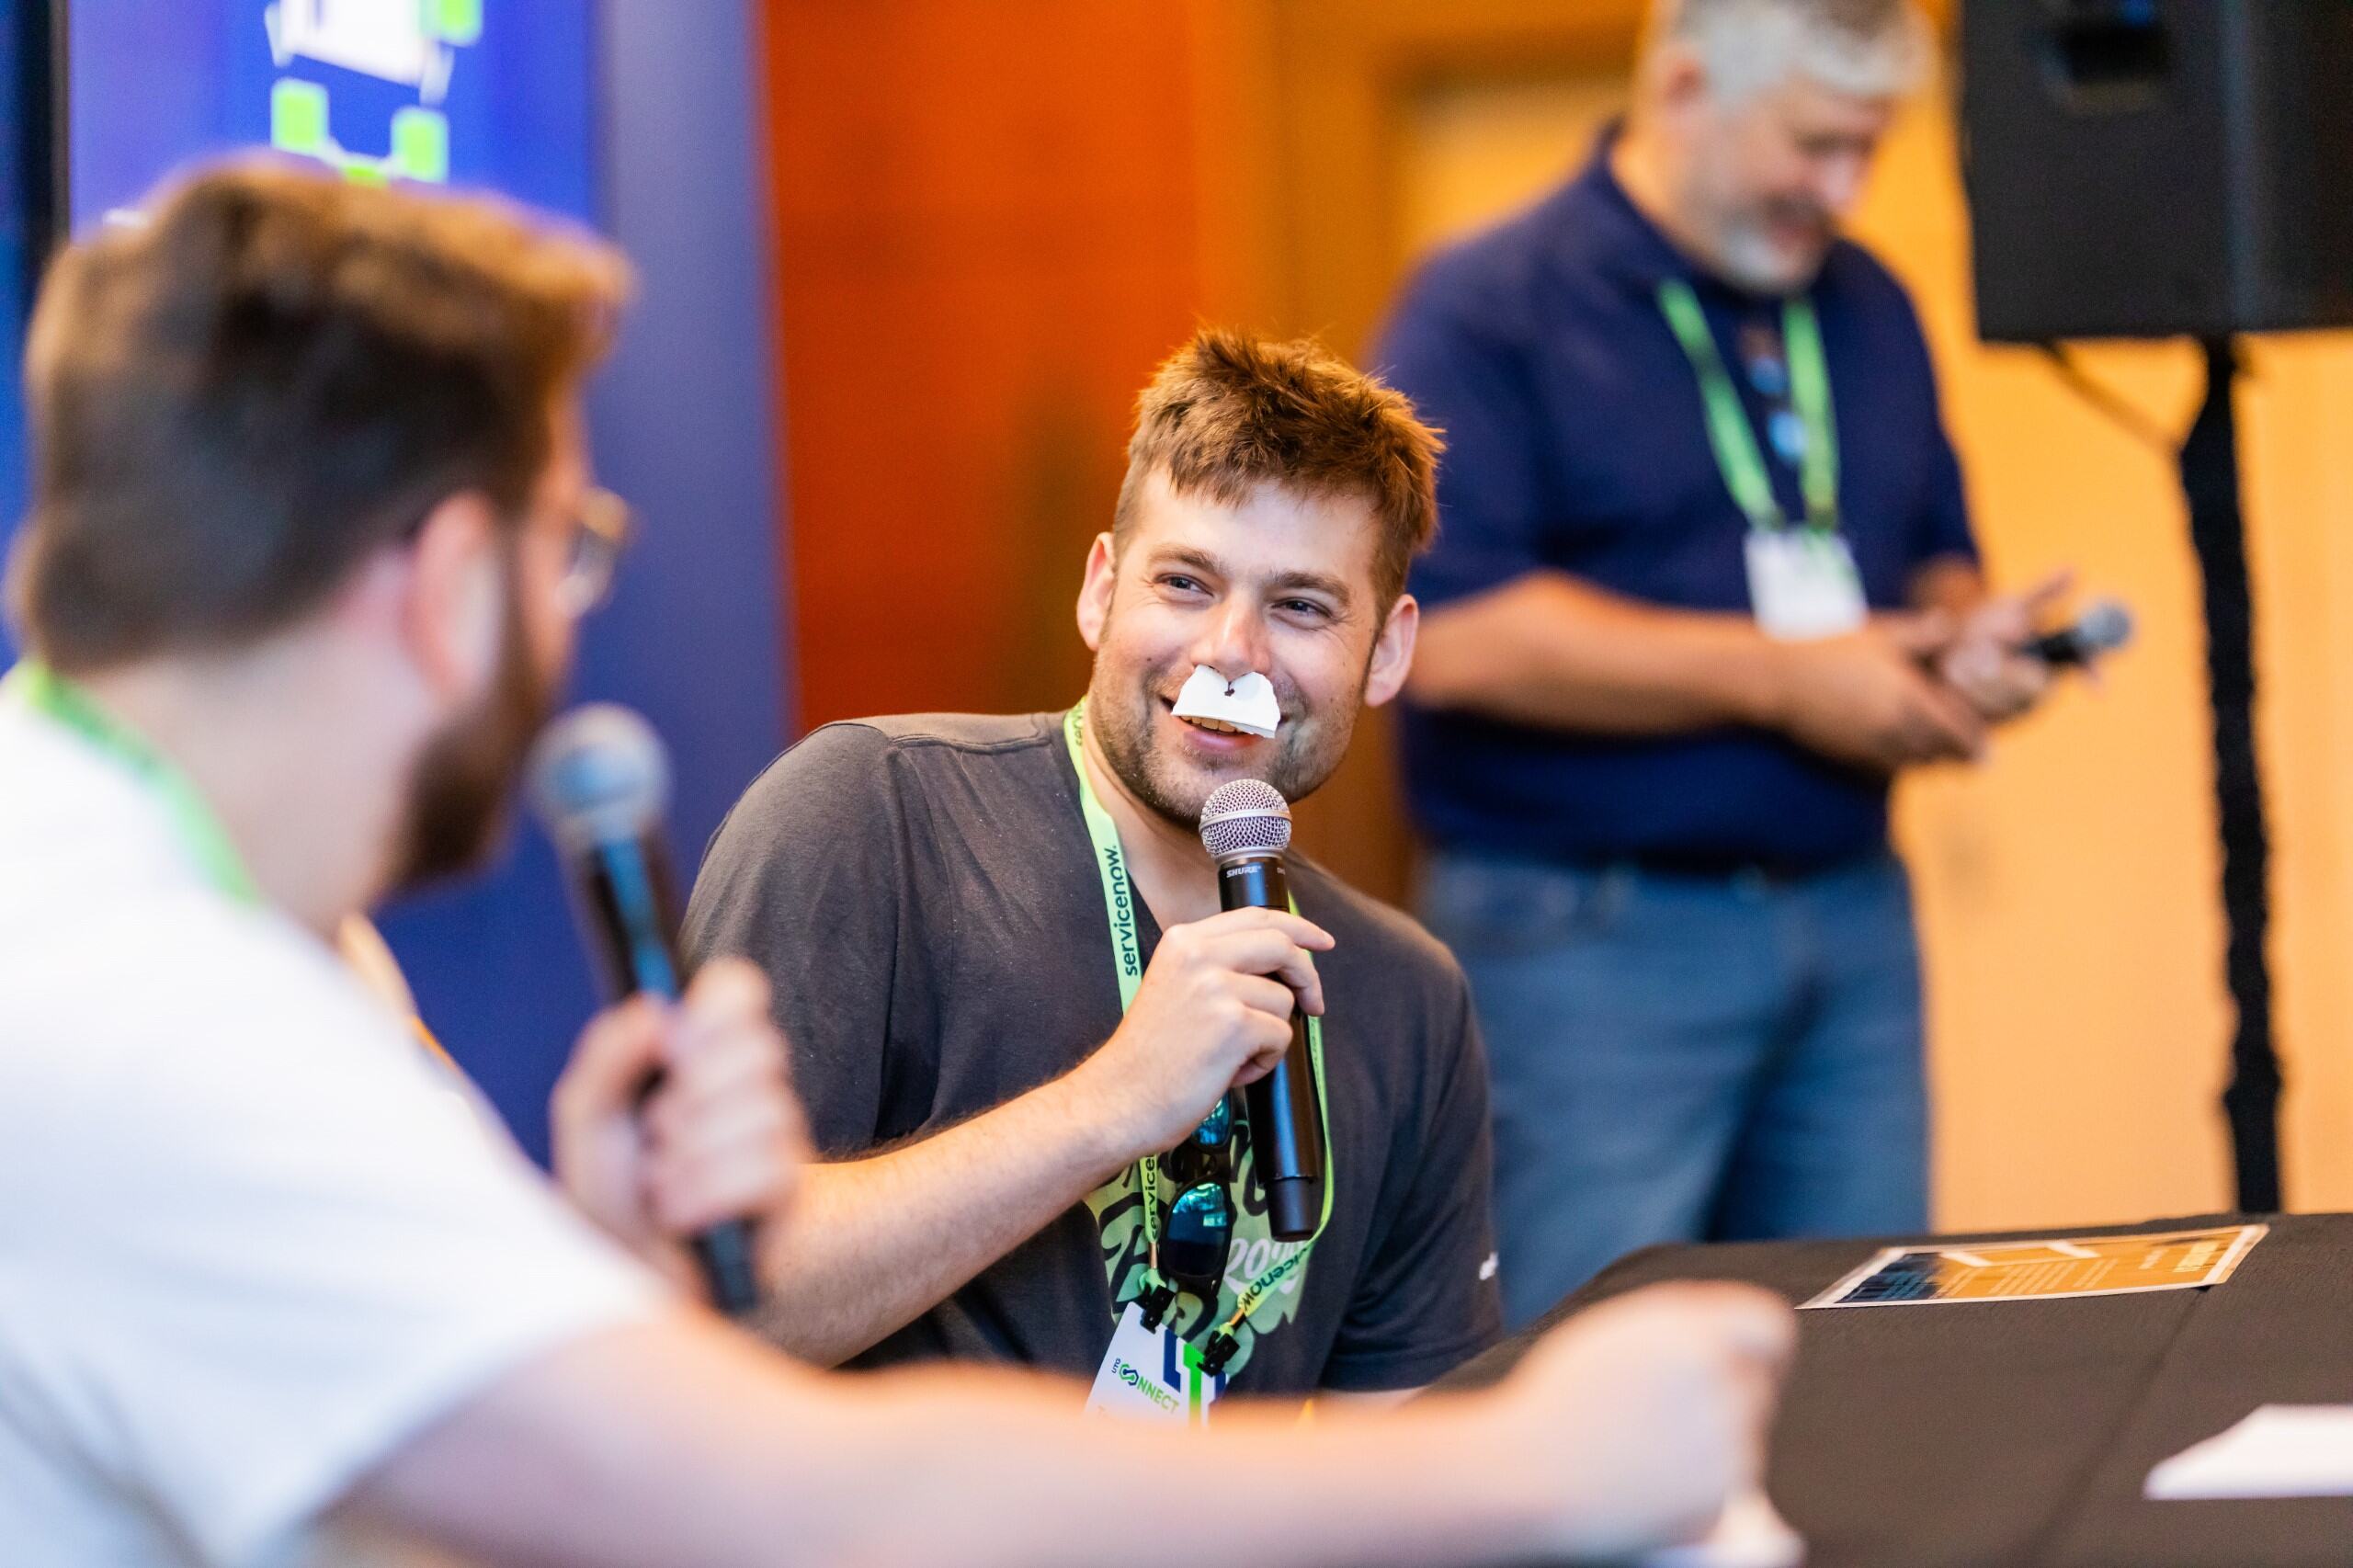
[1961,0,2353,343]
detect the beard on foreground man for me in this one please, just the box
[0,162,1790,1568]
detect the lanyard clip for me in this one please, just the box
[1135,1278,1178,1333]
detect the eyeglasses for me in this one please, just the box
[394,484,635,619]
[557,487,633,618]
[1157,1094,1236,1296]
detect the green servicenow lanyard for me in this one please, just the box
[1063,701,1332,1374]
[2,661,262,906]
[1658,278,1840,535]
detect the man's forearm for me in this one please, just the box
[1407,571,1786,735]
[752,1067,1142,1365]
[820,1364,1558,1568]
[353,1314,1565,1568]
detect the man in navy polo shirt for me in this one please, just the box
[1376,0,2068,1326]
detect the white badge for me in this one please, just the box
[1085,1303,1225,1426]
[1745,530,1867,642]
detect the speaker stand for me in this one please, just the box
[2182,337,2280,1212]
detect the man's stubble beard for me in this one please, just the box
[1710,185,1836,295]
[1087,654,1364,832]
[389,562,561,894]
[1680,158,1832,295]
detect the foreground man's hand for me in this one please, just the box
[551,959,811,1301]
[1497,1282,1798,1561]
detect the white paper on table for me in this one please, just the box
[1801,1223,2267,1310]
[1641,1491,1805,1568]
[1170,665,1281,736]
[2147,1406,2353,1500]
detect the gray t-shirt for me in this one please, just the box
[683,710,1502,1394]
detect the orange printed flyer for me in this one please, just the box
[1801,1224,2268,1310]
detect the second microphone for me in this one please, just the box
[1199,778,1327,1242]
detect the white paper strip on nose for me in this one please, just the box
[1171,665,1280,736]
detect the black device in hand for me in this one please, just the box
[1199,778,1326,1241]
[2019,599,2134,668]
[529,704,763,1317]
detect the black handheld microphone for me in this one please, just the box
[1199,778,1326,1242]
[528,705,763,1317]
[2019,599,2133,668]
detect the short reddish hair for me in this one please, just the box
[1112,328,1443,609]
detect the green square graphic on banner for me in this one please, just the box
[429,0,484,47]
[270,80,328,156]
[392,108,450,183]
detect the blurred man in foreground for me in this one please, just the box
[0,163,1792,1567]
[1377,0,2068,1325]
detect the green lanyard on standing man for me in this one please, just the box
[1657,278,1840,536]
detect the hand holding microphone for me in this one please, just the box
[1064,782,1333,1242]
[2017,598,2133,669]
[552,960,808,1307]
[533,705,797,1316]
[1069,903,1332,1163]
[1938,574,2132,724]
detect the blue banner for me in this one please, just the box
[68,0,594,226]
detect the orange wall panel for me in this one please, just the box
[765,3,1211,726]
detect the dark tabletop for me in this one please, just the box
[1438,1213,2353,1567]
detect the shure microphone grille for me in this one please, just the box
[1199,778,1292,858]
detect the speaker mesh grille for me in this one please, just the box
[1199,778,1292,858]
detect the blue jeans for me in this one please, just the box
[1419,849,1929,1330]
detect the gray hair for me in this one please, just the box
[1655,0,1933,102]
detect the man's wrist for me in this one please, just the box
[1040,1057,1154,1176]
[1728,632,1799,733]
[1376,1398,1569,1562]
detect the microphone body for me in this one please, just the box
[530,707,763,1317]
[574,829,687,1001]
[2019,627,2106,667]
[1218,853,1326,1240]
[2018,599,2133,668]
[1201,778,1326,1242]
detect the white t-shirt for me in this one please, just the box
[0,697,671,1566]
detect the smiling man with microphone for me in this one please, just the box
[687,330,1504,1405]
